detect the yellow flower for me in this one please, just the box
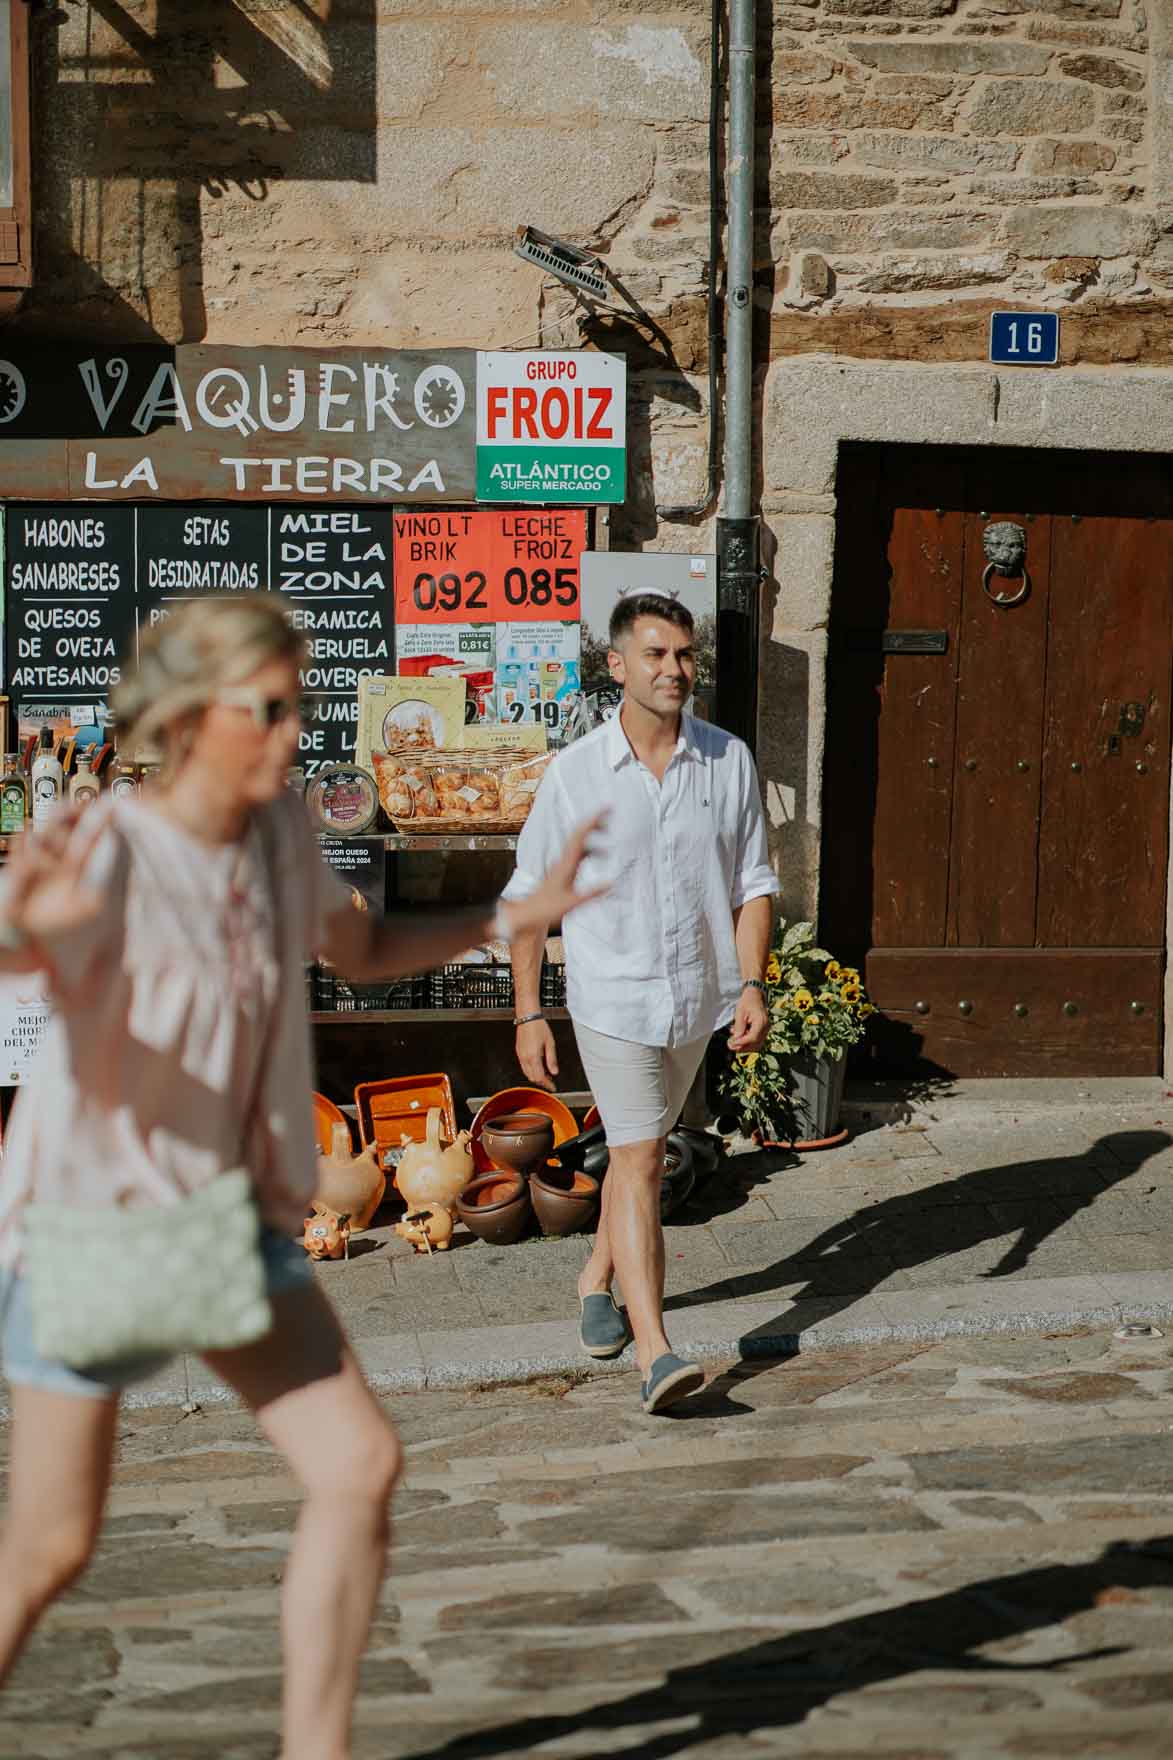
[840,981,862,1003]
[740,1051,760,1068]
[794,989,815,1012]
[840,967,860,984]
[765,957,781,986]
[825,960,841,979]
[807,1013,821,1028]
[858,1002,875,1018]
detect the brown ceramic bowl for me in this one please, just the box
[479,1110,556,1177]
[456,1172,532,1246]
[530,1163,601,1239]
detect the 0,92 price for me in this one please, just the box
[411,570,489,614]
[502,567,578,611]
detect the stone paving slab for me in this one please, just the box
[7,1081,1173,1412]
[8,1326,1173,1755]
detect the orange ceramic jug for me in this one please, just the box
[314,1122,386,1232]
[396,1107,474,1215]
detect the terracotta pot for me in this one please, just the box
[479,1110,555,1177]
[396,1107,475,1215]
[314,1123,386,1232]
[530,1163,600,1238]
[457,1173,532,1246]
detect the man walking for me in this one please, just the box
[503,590,778,1413]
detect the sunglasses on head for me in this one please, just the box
[216,688,309,731]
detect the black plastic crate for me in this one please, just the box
[428,962,515,1011]
[317,970,425,1013]
[540,962,567,1008]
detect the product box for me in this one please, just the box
[394,624,495,673]
[495,620,580,666]
[462,724,547,756]
[355,675,466,772]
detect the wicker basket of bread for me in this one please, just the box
[372,745,552,834]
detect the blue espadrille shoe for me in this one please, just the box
[578,1292,632,1360]
[641,1352,704,1414]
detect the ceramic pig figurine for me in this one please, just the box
[395,1205,455,1254]
[303,1202,351,1261]
[314,1123,386,1232]
[396,1107,474,1215]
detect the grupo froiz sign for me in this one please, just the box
[0,346,477,503]
[476,351,626,504]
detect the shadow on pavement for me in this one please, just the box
[402,1536,1172,1760]
[664,1132,1173,1356]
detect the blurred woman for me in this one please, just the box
[0,595,601,1760]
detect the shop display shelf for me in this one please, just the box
[311,1007,570,1025]
[382,833,519,852]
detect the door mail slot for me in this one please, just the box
[845,628,950,655]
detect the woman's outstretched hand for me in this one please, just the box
[3,808,103,948]
[500,812,609,940]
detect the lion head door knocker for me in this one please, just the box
[982,521,1030,608]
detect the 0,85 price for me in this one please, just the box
[502,567,578,613]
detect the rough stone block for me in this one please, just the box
[997,0,1125,14]
[966,78,1098,136]
[480,21,708,124]
[1059,51,1146,88]
[1103,116,1144,142]
[825,0,958,14]
[855,251,1013,291]
[1001,203,1157,258]
[772,514,836,630]
[846,38,1051,74]
[784,208,994,252]
[772,50,837,84]
[852,132,1021,174]
[1028,138,1117,173]
[771,170,899,209]
[773,91,948,130]
[774,133,851,165]
[967,175,1101,201]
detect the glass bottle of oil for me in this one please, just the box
[0,754,27,834]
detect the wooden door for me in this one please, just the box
[821,445,1173,1077]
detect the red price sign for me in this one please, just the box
[393,509,585,624]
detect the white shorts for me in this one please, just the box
[573,1021,709,1148]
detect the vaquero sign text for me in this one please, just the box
[475,351,626,504]
[0,346,476,503]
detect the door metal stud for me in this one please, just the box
[1137,762,1149,775]
[915,1001,930,1015]
[927,756,939,768]
[1131,1001,1145,1015]
[1063,1001,1079,1016]
[1014,1003,1028,1017]
[958,1000,973,1016]
[964,758,978,771]
[1070,761,1082,773]
[1016,760,1029,772]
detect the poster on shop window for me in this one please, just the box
[391,508,585,739]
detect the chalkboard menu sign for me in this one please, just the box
[6,504,136,724]
[3,504,395,773]
[272,508,393,775]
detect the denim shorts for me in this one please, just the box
[0,1227,314,1401]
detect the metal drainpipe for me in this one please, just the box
[715,0,761,752]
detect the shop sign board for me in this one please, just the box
[475,352,625,504]
[392,509,585,624]
[3,503,394,774]
[0,346,476,503]
[0,973,53,1085]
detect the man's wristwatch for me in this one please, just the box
[741,978,767,996]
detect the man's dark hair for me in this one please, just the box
[608,593,695,648]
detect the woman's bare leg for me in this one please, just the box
[0,1385,119,1686]
[203,1282,402,1760]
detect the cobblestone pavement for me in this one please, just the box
[8,1323,1173,1757]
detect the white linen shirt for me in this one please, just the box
[503,711,780,1048]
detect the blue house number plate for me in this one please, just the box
[989,311,1060,367]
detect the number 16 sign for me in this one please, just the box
[989,311,1060,367]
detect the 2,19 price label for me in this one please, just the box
[393,510,586,624]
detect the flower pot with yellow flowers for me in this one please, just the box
[722,919,875,1149]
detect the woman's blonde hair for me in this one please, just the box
[112,595,306,755]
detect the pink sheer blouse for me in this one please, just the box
[0,790,350,1270]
